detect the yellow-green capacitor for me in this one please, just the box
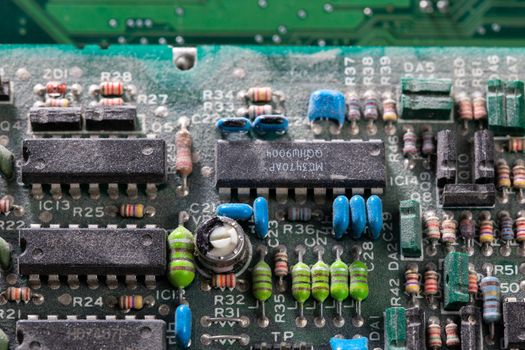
[167,223,195,290]
[291,245,310,327]
[311,246,330,327]
[252,246,272,327]
[349,260,369,301]
[330,246,349,326]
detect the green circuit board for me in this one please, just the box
[0,45,523,349]
[5,0,525,46]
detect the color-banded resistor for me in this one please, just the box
[243,87,274,103]
[363,90,379,134]
[445,319,460,348]
[175,304,192,349]
[472,92,487,120]
[424,211,440,256]
[100,81,124,97]
[0,196,17,215]
[46,81,67,97]
[120,204,144,218]
[286,207,313,222]
[427,317,442,350]
[456,92,473,129]
[496,159,511,203]
[405,264,420,305]
[480,265,501,341]
[167,212,195,299]
[4,287,31,303]
[240,104,273,119]
[45,98,70,107]
[508,138,525,153]
[252,246,272,328]
[118,295,144,310]
[100,97,124,106]
[512,160,525,200]
[175,117,193,197]
[330,246,349,327]
[516,211,525,256]
[274,245,288,292]
[346,91,361,134]
[402,127,417,169]
[291,245,311,328]
[459,211,475,255]
[349,252,369,327]
[468,264,478,303]
[311,246,330,327]
[424,263,439,308]
[382,93,398,131]
[498,211,514,256]
[440,213,457,252]
[421,127,435,156]
[212,273,236,289]
[478,211,495,256]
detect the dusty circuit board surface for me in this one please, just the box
[5,0,525,46]
[0,45,523,349]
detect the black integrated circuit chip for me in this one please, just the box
[215,140,385,190]
[29,107,82,132]
[84,105,137,131]
[18,228,167,276]
[21,138,167,184]
[16,319,166,350]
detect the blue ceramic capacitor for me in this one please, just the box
[216,117,251,134]
[332,195,350,240]
[366,195,383,240]
[307,90,346,129]
[252,115,288,134]
[216,203,253,220]
[253,196,269,239]
[175,304,192,349]
[349,195,366,239]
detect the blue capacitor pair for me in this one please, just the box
[175,304,192,349]
[332,195,383,240]
[216,197,269,239]
[329,337,368,350]
[216,115,288,135]
[307,89,346,129]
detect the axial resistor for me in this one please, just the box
[480,273,501,340]
[424,266,439,299]
[459,214,475,240]
[382,96,398,122]
[508,138,525,153]
[516,213,525,244]
[363,90,379,120]
[468,266,478,301]
[100,97,124,106]
[456,92,473,121]
[45,98,69,107]
[287,207,312,222]
[479,216,495,245]
[46,81,67,97]
[472,92,487,120]
[118,295,143,310]
[246,87,273,103]
[346,92,361,122]
[496,159,512,190]
[404,265,420,304]
[5,287,31,303]
[274,246,289,291]
[441,216,457,246]
[425,213,441,242]
[175,118,193,196]
[499,212,514,242]
[0,196,14,214]
[212,273,236,289]
[427,317,442,350]
[247,104,273,118]
[512,160,525,189]
[402,128,418,156]
[120,204,144,218]
[421,128,435,156]
[445,319,460,348]
[167,225,195,289]
[100,81,124,97]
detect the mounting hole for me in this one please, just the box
[173,48,196,71]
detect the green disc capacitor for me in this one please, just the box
[0,237,11,271]
[0,327,7,350]
[292,261,311,303]
[330,257,349,302]
[311,257,330,303]
[167,224,196,289]
[252,258,272,302]
[349,260,369,302]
